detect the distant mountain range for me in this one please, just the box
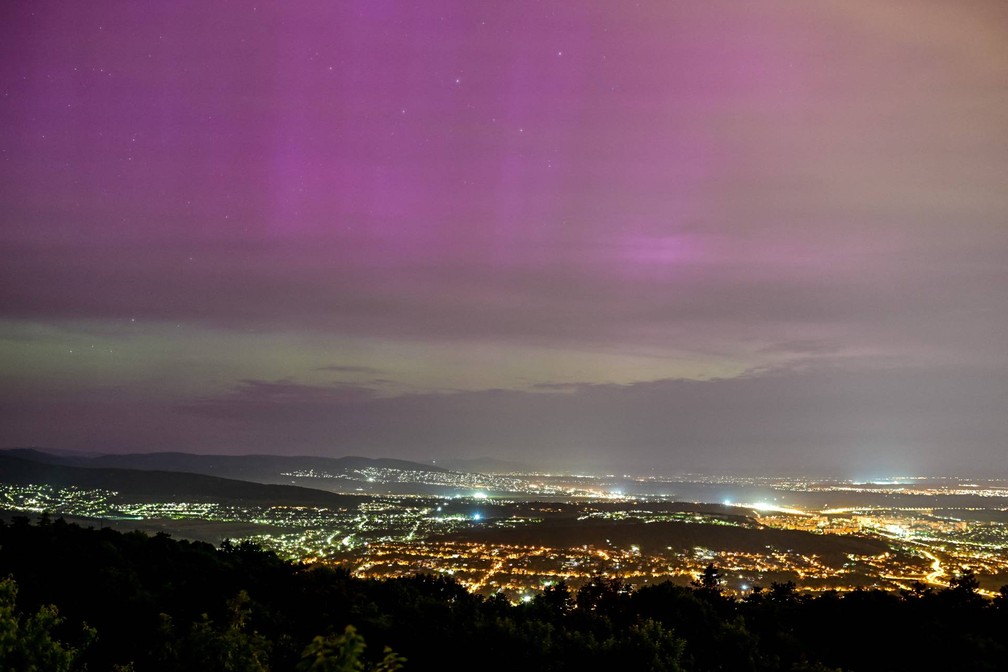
[0,448,458,503]
[1,448,447,484]
[0,452,365,507]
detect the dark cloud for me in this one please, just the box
[5,365,1003,477]
[182,380,378,421]
[316,365,385,375]
[759,341,841,356]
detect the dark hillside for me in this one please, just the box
[0,454,364,508]
[1,448,447,483]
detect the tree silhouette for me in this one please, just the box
[767,581,799,604]
[535,580,573,614]
[948,567,980,594]
[165,590,272,672]
[0,575,93,671]
[575,575,630,615]
[297,625,405,672]
[691,563,723,597]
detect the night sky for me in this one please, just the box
[2,2,1007,476]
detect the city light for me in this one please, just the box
[3,470,1006,600]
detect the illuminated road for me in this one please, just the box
[921,549,945,586]
[470,557,507,592]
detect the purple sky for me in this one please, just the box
[2,1,1007,475]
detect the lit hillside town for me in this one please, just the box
[3,469,1006,601]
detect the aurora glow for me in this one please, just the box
[1,2,1007,475]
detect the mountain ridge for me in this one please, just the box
[0,447,448,484]
[0,453,367,507]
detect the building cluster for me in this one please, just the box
[2,476,1006,598]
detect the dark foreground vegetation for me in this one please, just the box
[2,517,1007,671]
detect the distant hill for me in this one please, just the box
[0,453,365,508]
[1,448,448,484]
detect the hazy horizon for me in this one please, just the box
[2,2,1007,476]
[5,445,1007,482]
